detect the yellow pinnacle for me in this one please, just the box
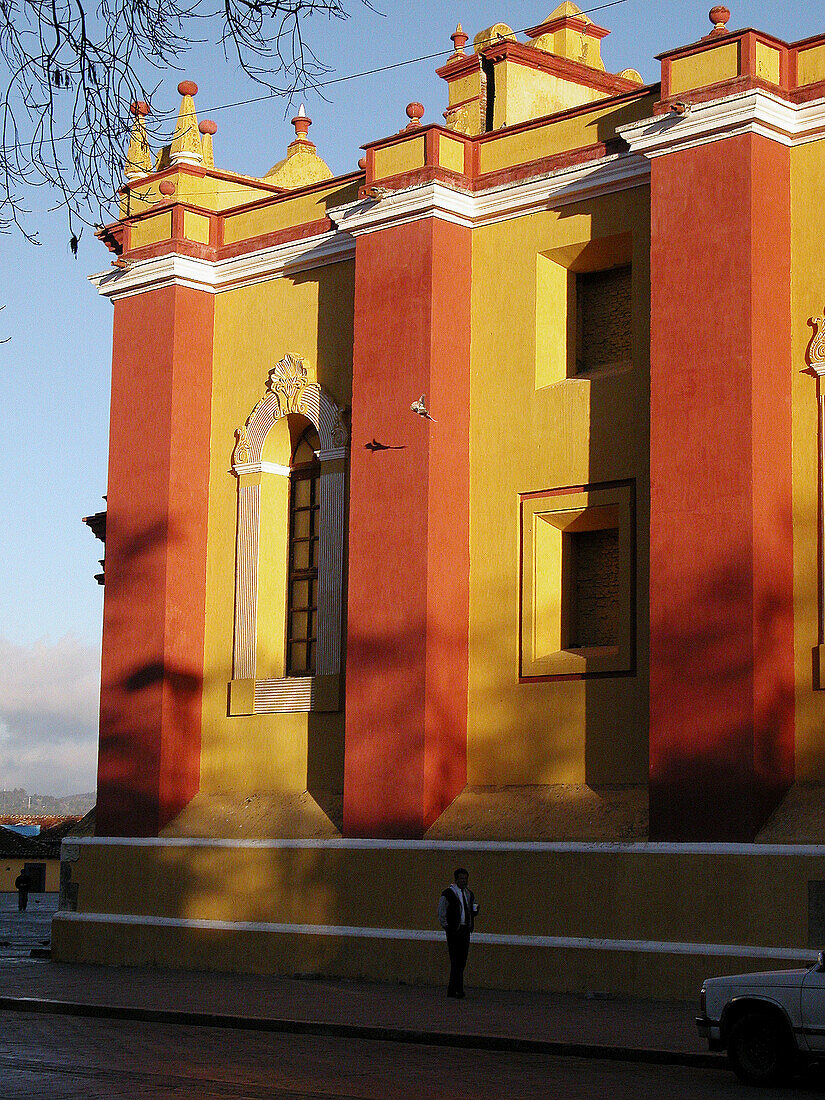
[124,102,153,181]
[170,80,203,167]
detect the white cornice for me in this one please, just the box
[90,229,355,301]
[470,152,649,224]
[329,183,475,236]
[619,89,825,158]
[91,153,654,299]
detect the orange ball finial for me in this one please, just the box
[405,102,425,127]
[199,119,217,135]
[177,80,198,97]
[709,6,730,32]
[130,101,150,117]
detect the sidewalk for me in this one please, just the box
[0,950,720,1069]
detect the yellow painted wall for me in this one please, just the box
[755,42,780,85]
[223,180,359,244]
[478,93,657,174]
[468,187,651,787]
[797,43,825,87]
[493,60,605,130]
[55,838,822,998]
[669,42,740,95]
[130,211,172,248]
[373,136,426,180]
[0,859,60,892]
[438,135,466,174]
[790,139,825,780]
[199,260,354,801]
[183,209,211,244]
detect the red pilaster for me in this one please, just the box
[648,133,794,840]
[343,217,471,837]
[96,285,214,837]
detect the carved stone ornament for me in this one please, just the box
[267,353,309,415]
[233,424,251,465]
[807,311,825,373]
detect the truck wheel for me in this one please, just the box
[728,1009,793,1086]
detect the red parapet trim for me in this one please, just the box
[654,74,792,114]
[364,122,452,154]
[656,26,790,63]
[524,14,610,41]
[435,52,482,83]
[791,31,825,51]
[791,81,825,104]
[480,40,639,95]
[123,238,215,263]
[362,164,471,194]
[216,217,334,259]
[218,170,362,219]
[473,84,659,147]
[472,139,623,191]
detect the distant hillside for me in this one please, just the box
[0,789,95,816]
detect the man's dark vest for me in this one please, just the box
[441,886,475,933]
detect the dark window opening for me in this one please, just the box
[566,528,620,649]
[286,427,320,676]
[575,264,632,375]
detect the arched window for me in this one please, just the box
[228,355,348,715]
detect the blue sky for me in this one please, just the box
[0,0,819,794]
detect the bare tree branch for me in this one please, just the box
[0,0,361,238]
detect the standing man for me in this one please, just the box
[438,867,479,998]
[14,867,31,912]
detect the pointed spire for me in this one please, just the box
[199,119,217,169]
[125,101,153,181]
[170,80,203,167]
[291,104,311,143]
[263,105,332,188]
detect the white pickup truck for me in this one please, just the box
[697,953,825,1085]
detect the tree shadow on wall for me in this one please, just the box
[643,516,795,841]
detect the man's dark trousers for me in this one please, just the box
[446,926,471,997]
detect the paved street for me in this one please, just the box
[1,1010,824,1100]
[0,891,57,961]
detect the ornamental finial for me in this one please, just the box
[708,6,730,35]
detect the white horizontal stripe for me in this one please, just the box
[52,911,817,963]
[62,836,825,856]
[90,230,355,300]
[619,89,825,160]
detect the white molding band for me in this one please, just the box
[90,230,355,301]
[62,835,825,855]
[90,155,651,302]
[52,911,817,963]
[619,89,825,159]
[91,92,825,302]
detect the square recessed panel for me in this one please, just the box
[520,483,634,678]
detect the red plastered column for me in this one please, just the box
[648,133,794,840]
[343,215,471,837]
[96,284,214,837]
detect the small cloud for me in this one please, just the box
[0,636,99,796]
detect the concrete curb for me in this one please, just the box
[0,995,723,1070]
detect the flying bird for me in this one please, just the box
[411,395,436,422]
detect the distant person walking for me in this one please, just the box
[438,867,479,999]
[15,868,31,912]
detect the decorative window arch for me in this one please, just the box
[229,354,348,715]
